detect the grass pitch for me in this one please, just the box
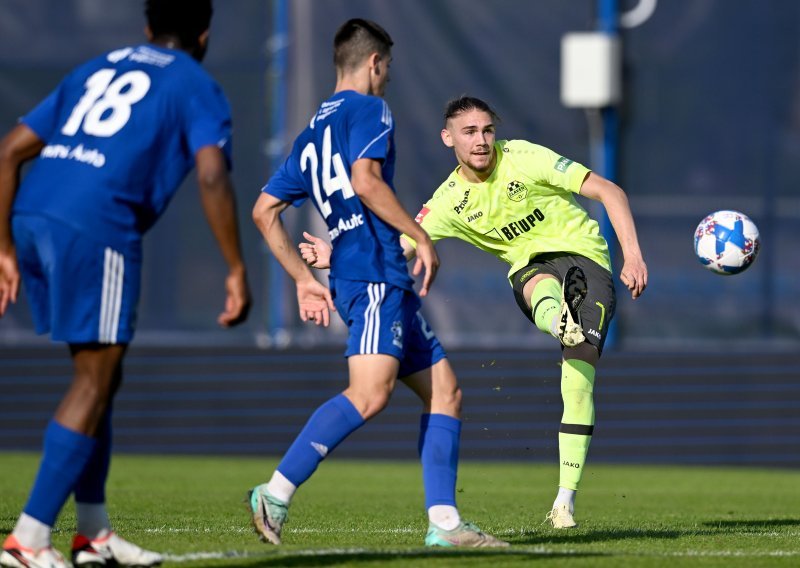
[1,453,799,567]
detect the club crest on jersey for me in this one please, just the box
[506,180,527,202]
[391,321,403,348]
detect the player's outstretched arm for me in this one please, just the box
[253,193,335,326]
[195,145,252,327]
[0,124,45,316]
[579,172,648,299]
[350,158,438,296]
[299,232,415,269]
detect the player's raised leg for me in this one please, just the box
[249,354,396,544]
[525,270,587,348]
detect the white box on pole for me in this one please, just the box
[560,32,621,108]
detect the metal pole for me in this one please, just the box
[597,0,620,348]
[264,0,289,345]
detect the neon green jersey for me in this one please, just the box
[410,139,611,283]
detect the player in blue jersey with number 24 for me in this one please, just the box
[0,2,251,567]
[249,19,506,548]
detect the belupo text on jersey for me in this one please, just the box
[328,212,364,240]
[500,208,545,241]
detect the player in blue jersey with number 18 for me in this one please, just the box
[249,19,506,548]
[0,1,251,567]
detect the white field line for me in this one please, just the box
[164,547,800,563]
[151,525,800,563]
[145,525,800,538]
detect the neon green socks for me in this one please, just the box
[558,358,596,491]
[529,277,561,336]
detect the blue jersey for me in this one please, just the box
[264,90,413,290]
[13,44,232,248]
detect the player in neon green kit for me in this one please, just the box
[300,96,647,529]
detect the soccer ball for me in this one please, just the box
[694,210,760,275]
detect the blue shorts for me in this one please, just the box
[330,277,446,377]
[13,214,141,344]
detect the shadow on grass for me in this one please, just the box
[702,518,800,529]
[515,527,703,546]
[193,547,604,567]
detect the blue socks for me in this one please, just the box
[418,413,461,508]
[75,411,112,504]
[277,394,365,487]
[24,420,96,526]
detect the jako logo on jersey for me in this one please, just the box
[453,189,471,214]
[415,207,430,224]
[500,208,545,241]
[466,212,483,223]
[562,460,580,468]
[554,156,574,173]
[328,213,364,240]
[587,328,602,339]
[506,180,527,202]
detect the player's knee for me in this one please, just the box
[563,342,599,365]
[347,388,392,420]
[435,384,462,416]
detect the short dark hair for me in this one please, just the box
[145,0,213,49]
[444,96,500,125]
[333,19,393,72]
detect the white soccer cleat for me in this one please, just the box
[557,266,588,348]
[545,504,578,529]
[1,535,70,568]
[71,531,162,567]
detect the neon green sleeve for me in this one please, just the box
[403,193,458,248]
[509,140,590,194]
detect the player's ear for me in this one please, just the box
[368,52,382,74]
[144,25,154,42]
[198,29,210,49]
[441,128,454,148]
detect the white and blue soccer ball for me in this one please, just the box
[694,210,760,275]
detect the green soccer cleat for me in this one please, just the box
[247,484,288,545]
[545,503,578,529]
[557,266,588,348]
[424,521,509,548]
